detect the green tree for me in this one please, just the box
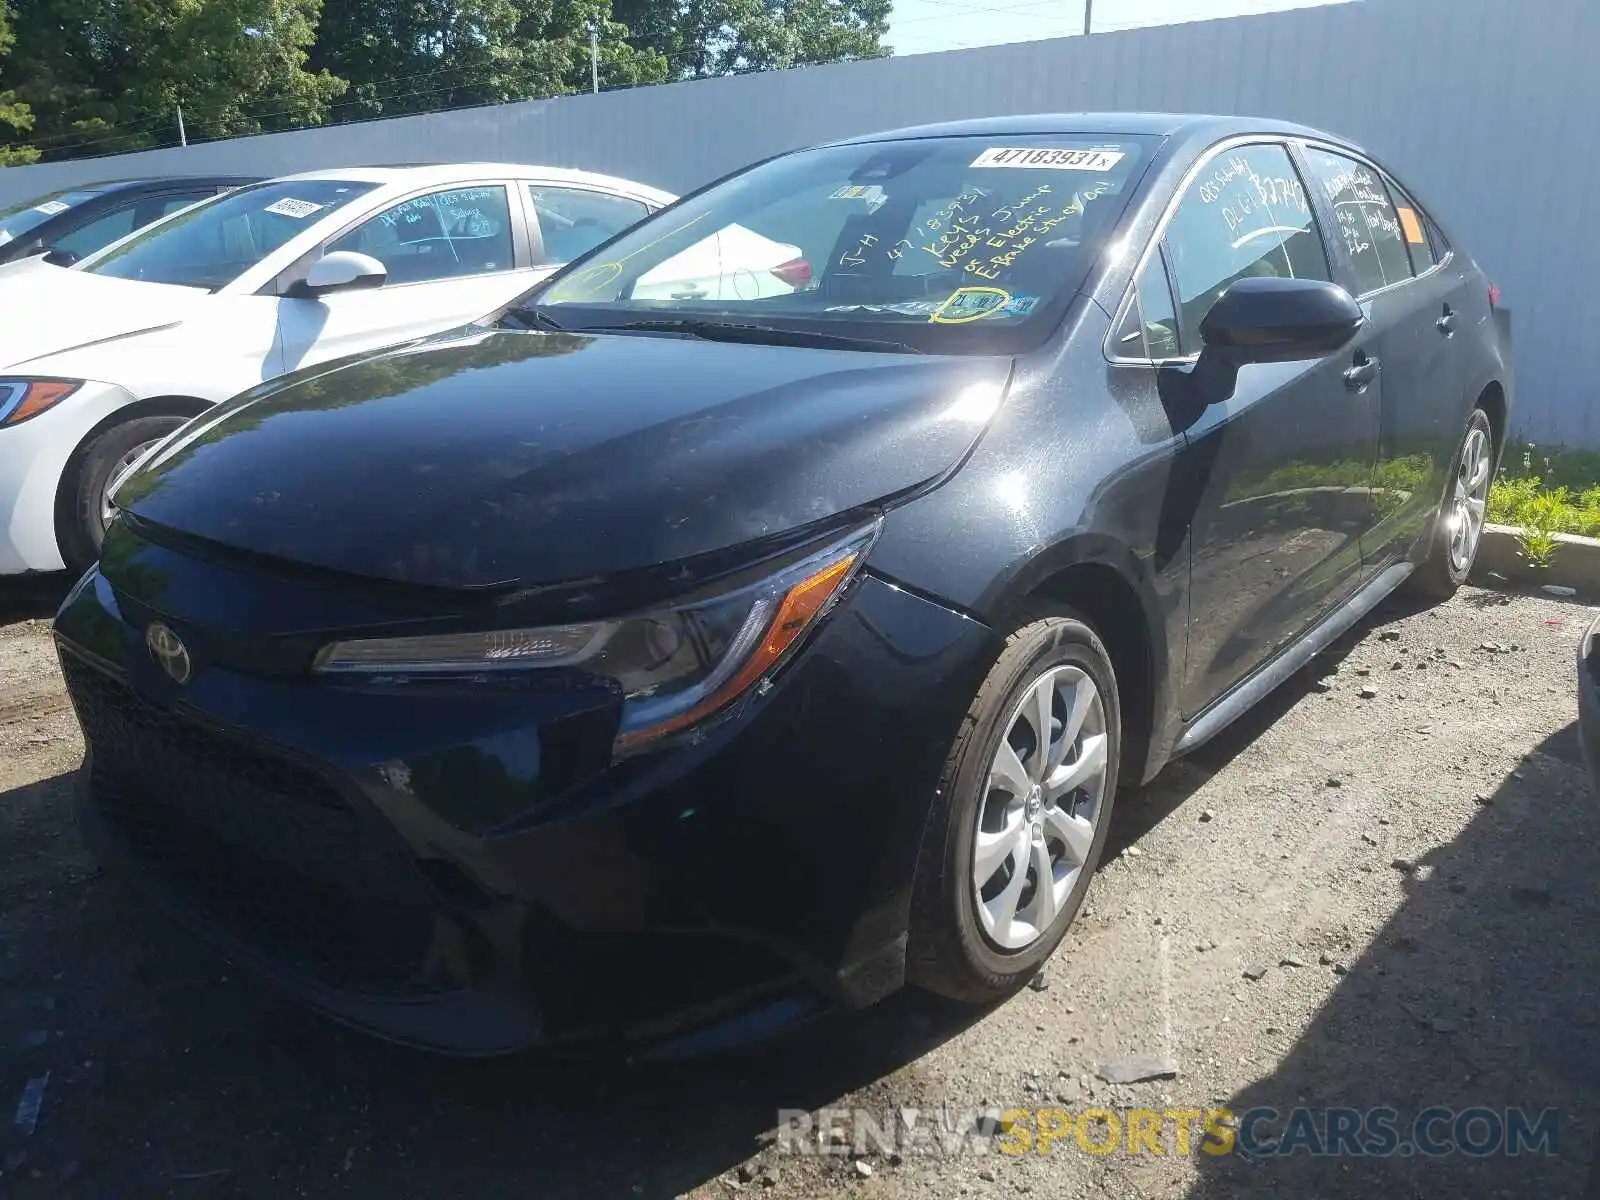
[5,0,346,161]
[0,2,38,164]
[612,0,890,78]
[309,0,668,119]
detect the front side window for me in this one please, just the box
[1161,143,1330,353]
[530,186,649,265]
[85,179,379,290]
[521,134,1158,353]
[1113,249,1181,360]
[1301,148,1414,295]
[0,187,106,248]
[328,185,514,285]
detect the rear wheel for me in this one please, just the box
[56,414,187,573]
[1409,408,1494,600]
[908,608,1120,1003]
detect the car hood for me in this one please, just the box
[0,264,204,370]
[118,326,1012,590]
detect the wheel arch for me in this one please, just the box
[987,533,1174,789]
[1475,379,1508,465]
[53,394,213,542]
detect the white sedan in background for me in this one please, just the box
[0,163,681,575]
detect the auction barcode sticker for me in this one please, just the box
[33,200,70,216]
[970,147,1125,171]
[263,197,325,219]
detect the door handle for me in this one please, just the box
[1343,354,1379,392]
[1437,307,1457,336]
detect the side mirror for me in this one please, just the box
[296,250,387,298]
[41,246,78,267]
[1199,276,1364,363]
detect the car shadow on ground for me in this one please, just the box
[1180,715,1600,1198]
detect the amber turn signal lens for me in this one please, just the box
[614,549,861,751]
[2,381,81,426]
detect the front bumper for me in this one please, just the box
[55,543,994,1053]
[0,378,139,574]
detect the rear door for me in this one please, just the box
[1296,145,1469,570]
[1139,141,1381,718]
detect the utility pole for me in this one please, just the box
[176,104,187,148]
[588,21,599,94]
[1083,0,1092,34]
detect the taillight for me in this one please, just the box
[770,258,813,288]
[1488,283,1501,308]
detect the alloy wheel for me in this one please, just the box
[1446,425,1492,575]
[100,439,163,528]
[972,663,1109,951]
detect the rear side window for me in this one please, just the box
[52,205,140,259]
[1160,143,1329,353]
[529,186,650,265]
[1301,148,1414,295]
[1384,178,1439,275]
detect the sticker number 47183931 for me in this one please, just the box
[971,147,1125,171]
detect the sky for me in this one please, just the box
[886,0,1348,58]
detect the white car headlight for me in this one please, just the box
[0,378,83,427]
[314,523,879,753]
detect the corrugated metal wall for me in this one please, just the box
[0,0,1591,440]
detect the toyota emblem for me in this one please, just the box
[145,621,193,685]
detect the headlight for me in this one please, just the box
[0,378,82,427]
[314,523,879,753]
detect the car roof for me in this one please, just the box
[272,162,675,202]
[831,112,1343,147]
[68,175,262,194]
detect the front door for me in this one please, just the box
[273,183,536,373]
[1149,142,1380,719]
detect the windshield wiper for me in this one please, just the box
[574,318,923,355]
[499,304,567,332]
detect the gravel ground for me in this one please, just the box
[2,578,1598,1199]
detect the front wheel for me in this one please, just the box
[1409,408,1494,600]
[56,414,188,574]
[907,609,1120,1003]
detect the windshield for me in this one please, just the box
[0,188,107,247]
[519,134,1156,352]
[84,179,379,290]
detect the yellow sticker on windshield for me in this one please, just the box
[930,287,1012,324]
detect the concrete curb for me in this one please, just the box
[1472,523,1600,597]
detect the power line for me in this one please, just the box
[15,59,539,156]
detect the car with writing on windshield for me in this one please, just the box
[0,162,701,577]
[0,175,260,267]
[56,114,1511,1054]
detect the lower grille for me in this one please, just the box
[61,652,448,996]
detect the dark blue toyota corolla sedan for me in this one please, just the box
[55,113,1513,1054]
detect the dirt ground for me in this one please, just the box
[2,576,1598,1199]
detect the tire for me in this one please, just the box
[56,414,188,574]
[1408,408,1494,601]
[907,607,1121,1003]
